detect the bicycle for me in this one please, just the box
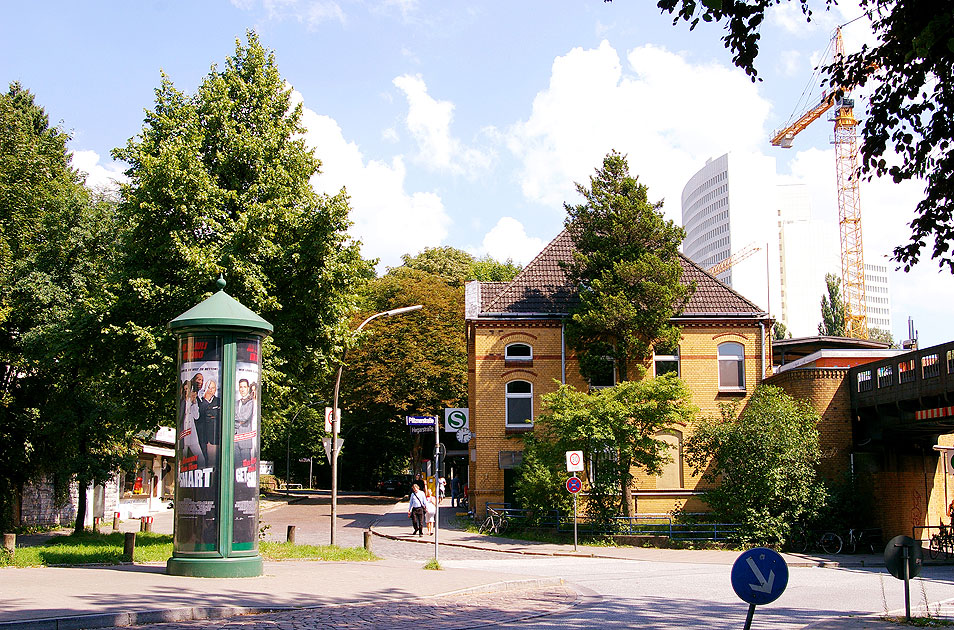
[791,529,843,555]
[845,527,883,554]
[929,525,954,560]
[478,506,509,535]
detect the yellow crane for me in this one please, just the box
[707,242,761,276]
[771,26,868,339]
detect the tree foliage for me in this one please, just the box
[563,151,691,383]
[657,0,954,272]
[337,265,468,486]
[516,376,696,525]
[397,247,522,286]
[685,385,826,545]
[0,83,136,531]
[111,32,374,443]
[818,273,846,336]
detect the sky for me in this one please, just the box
[1,1,950,347]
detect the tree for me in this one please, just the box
[469,255,522,282]
[397,247,522,286]
[111,32,374,459]
[685,385,827,545]
[773,321,790,340]
[0,83,134,532]
[656,0,954,272]
[337,265,468,486]
[516,376,696,524]
[866,327,896,347]
[818,273,846,336]
[563,151,692,384]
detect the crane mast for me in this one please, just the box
[771,27,868,339]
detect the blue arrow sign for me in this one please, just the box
[731,547,789,605]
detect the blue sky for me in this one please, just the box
[2,1,950,347]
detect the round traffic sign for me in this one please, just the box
[884,535,923,580]
[566,477,582,494]
[569,452,581,466]
[731,547,789,605]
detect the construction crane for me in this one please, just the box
[707,242,761,276]
[771,26,868,339]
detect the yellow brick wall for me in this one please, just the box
[467,318,770,517]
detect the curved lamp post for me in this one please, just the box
[330,304,423,545]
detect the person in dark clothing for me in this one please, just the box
[408,483,427,536]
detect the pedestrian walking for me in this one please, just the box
[408,484,427,536]
[425,490,436,535]
[450,476,460,507]
[438,476,446,503]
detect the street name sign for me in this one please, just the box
[407,415,439,426]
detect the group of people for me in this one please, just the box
[407,481,437,536]
[179,371,221,468]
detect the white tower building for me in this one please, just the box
[681,153,781,315]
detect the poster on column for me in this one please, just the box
[233,337,261,550]
[175,335,222,552]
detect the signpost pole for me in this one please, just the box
[573,474,578,553]
[434,414,440,564]
[743,603,756,630]
[902,544,911,621]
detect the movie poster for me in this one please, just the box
[233,337,261,550]
[175,335,222,552]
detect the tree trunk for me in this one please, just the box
[73,477,88,535]
[620,454,636,519]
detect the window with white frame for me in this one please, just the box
[505,380,533,427]
[654,343,680,377]
[717,342,745,391]
[505,343,532,361]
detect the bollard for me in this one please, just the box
[143,516,153,533]
[286,525,296,544]
[123,532,136,562]
[364,530,372,553]
[2,533,15,557]
[139,517,146,532]
[113,512,120,530]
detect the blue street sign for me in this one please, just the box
[406,415,439,426]
[566,477,582,494]
[731,547,789,605]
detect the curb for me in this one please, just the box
[0,605,293,630]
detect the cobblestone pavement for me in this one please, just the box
[101,584,579,629]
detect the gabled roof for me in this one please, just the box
[473,229,767,318]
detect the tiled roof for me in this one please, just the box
[478,229,766,317]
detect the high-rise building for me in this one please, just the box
[681,152,891,339]
[681,153,781,315]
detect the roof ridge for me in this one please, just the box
[484,228,571,312]
[677,252,766,314]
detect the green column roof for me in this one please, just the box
[169,288,273,335]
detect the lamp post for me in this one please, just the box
[330,304,423,545]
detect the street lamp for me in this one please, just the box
[329,304,423,545]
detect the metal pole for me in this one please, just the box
[573,473,578,553]
[308,457,313,490]
[434,414,440,564]
[743,603,756,630]
[285,428,291,497]
[330,305,423,546]
[902,544,911,621]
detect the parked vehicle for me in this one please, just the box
[377,475,413,496]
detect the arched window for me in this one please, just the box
[505,343,532,361]
[505,380,533,427]
[655,430,683,489]
[718,342,745,391]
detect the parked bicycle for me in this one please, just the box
[478,506,509,535]
[791,529,843,555]
[845,527,883,554]
[929,525,954,560]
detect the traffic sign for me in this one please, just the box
[566,477,582,494]
[731,547,789,606]
[324,407,340,432]
[444,408,469,431]
[566,450,584,472]
[885,535,923,580]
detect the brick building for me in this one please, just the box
[464,230,774,517]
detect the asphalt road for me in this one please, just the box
[264,494,954,629]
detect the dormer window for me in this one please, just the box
[505,343,532,361]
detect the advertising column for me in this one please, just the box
[175,335,222,552]
[232,337,261,551]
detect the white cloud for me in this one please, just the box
[293,91,451,270]
[392,74,493,175]
[473,217,546,266]
[232,0,345,28]
[507,41,772,222]
[71,149,127,193]
[777,50,803,77]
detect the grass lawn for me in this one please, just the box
[0,531,377,567]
